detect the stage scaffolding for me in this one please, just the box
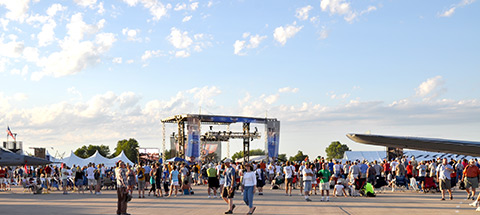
[161,114,280,163]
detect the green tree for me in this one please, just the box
[325,141,350,160]
[163,149,174,160]
[112,138,139,163]
[231,149,265,161]
[277,153,287,162]
[74,144,110,158]
[288,150,308,162]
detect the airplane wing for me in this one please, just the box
[0,148,52,166]
[346,133,480,157]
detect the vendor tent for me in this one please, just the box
[111,151,134,166]
[61,150,134,167]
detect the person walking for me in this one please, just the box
[463,159,480,201]
[137,163,146,198]
[283,161,294,196]
[437,158,454,200]
[302,163,314,202]
[207,164,219,198]
[222,159,236,214]
[255,164,266,195]
[243,163,257,214]
[116,161,129,215]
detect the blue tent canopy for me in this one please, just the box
[166,157,185,162]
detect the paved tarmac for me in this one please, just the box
[0,185,478,215]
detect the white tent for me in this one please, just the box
[60,150,134,167]
[62,151,87,167]
[84,151,112,166]
[112,151,134,166]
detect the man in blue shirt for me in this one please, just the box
[222,159,236,214]
[360,161,369,179]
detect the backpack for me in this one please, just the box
[94,170,100,180]
[137,170,144,179]
[257,169,265,181]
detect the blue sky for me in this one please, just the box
[0,0,479,158]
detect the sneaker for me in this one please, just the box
[306,198,312,202]
[476,207,480,212]
[326,197,330,202]
[467,193,472,200]
[320,197,324,202]
[469,201,478,207]
[214,195,217,198]
[208,195,211,199]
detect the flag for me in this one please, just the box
[6,126,15,141]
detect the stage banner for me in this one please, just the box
[186,116,201,158]
[266,121,280,158]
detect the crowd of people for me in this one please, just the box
[1,155,480,214]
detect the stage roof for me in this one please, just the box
[161,114,278,125]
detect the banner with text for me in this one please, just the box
[186,117,201,158]
[266,121,280,158]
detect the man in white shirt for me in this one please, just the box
[436,158,454,200]
[302,163,314,201]
[86,163,96,194]
[283,161,294,196]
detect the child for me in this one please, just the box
[182,180,190,195]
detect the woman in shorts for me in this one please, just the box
[168,165,180,197]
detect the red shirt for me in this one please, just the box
[383,163,391,172]
[406,165,413,175]
[0,169,6,178]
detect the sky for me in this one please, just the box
[0,0,479,159]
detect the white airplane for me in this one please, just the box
[346,133,480,157]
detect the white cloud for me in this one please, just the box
[46,4,67,17]
[122,0,169,21]
[174,3,187,11]
[0,0,30,22]
[415,76,446,100]
[0,34,25,58]
[141,50,164,61]
[166,28,211,58]
[320,0,376,23]
[122,28,140,41]
[13,92,28,101]
[182,15,192,22]
[175,50,190,58]
[167,27,193,49]
[296,5,313,21]
[10,65,28,77]
[37,20,56,46]
[187,86,221,106]
[233,40,246,55]
[319,26,329,40]
[233,34,267,55]
[31,13,116,80]
[174,2,198,11]
[112,57,122,64]
[439,7,456,17]
[273,22,303,46]
[74,0,97,8]
[279,87,299,93]
[439,0,475,17]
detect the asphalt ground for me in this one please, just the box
[0,184,478,215]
